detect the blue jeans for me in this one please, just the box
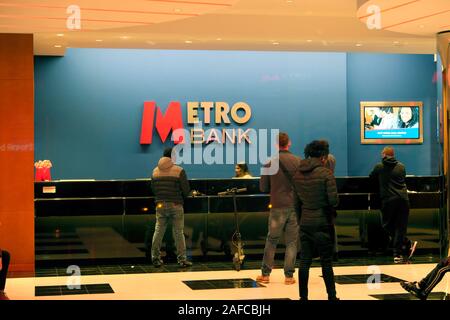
[261,207,299,278]
[151,202,187,263]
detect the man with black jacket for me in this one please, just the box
[294,140,339,300]
[146,147,192,268]
[0,248,10,300]
[369,146,417,264]
[256,132,301,285]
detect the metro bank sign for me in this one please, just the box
[140,101,252,145]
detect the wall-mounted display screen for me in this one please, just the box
[360,101,423,144]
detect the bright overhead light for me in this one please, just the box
[96,39,103,42]
[356,43,363,47]
[272,42,279,45]
[56,33,64,37]
[185,40,192,44]
[174,8,182,12]
[120,36,129,40]
[216,38,222,41]
[54,45,62,48]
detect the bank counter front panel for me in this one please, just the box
[34,177,443,266]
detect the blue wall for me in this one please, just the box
[34,49,437,179]
[346,53,438,176]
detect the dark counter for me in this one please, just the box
[34,176,445,265]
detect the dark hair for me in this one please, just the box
[163,147,173,158]
[278,132,290,148]
[398,107,419,128]
[383,107,393,114]
[236,163,250,175]
[304,140,329,158]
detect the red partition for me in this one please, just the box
[0,34,35,272]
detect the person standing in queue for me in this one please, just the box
[146,147,192,268]
[257,132,301,285]
[294,140,339,300]
[369,146,417,264]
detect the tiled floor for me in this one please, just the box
[5,260,450,300]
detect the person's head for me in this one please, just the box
[304,140,329,164]
[235,163,250,177]
[381,146,395,159]
[163,147,173,158]
[398,107,419,128]
[277,132,291,150]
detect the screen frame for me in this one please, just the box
[360,101,424,144]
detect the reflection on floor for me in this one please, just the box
[6,262,449,300]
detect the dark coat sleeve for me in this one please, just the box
[260,162,271,193]
[179,169,191,198]
[325,169,339,207]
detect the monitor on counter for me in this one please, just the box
[360,101,423,144]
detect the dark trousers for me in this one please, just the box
[381,198,411,256]
[0,250,10,291]
[298,225,336,300]
[418,256,450,295]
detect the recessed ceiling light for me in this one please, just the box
[272,42,280,45]
[54,45,62,48]
[216,38,222,41]
[96,39,103,42]
[286,0,293,3]
[356,43,363,47]
[185,40,192,44]
[306,39,313,43]
[120,36,129,40]
[56,33,64,37]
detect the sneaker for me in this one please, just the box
[284,277,296,285]
[394,256,405,264]
[408,241,418,260]
[400,281,428,300]
[0,292,9,300]
[256,275,270,283]
[152,259,163,268]
[179,260,193,268]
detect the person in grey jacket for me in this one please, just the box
[294,140,339,300]
[256,132,301,285]
[146,147,192,268]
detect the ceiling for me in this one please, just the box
[0,0,449,56]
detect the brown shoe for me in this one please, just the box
[256,275,270,283]
[285,277,296,285]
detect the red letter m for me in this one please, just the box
[140,101,184,145]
